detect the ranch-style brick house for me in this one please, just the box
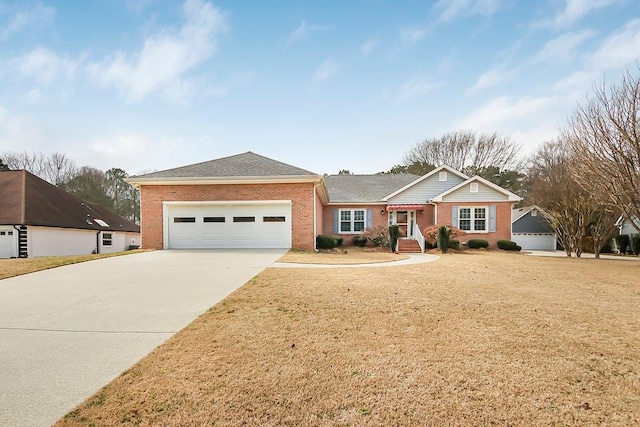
[127,152,521,252]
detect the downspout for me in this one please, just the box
[12,225,21,258]
[427,201,438,225]
[313,182,322,252]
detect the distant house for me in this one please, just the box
[127,151,522,252]
[511,206,557,251]
[615,216,640,236]
[0,170,140,259]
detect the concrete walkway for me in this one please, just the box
[0,249,286,427]
[526,250,640,261]
[271,253,439,268]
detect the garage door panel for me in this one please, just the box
[167,203,291,249]
[512,233,556,250]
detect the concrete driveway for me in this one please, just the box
[0,249,286,427]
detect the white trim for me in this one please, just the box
[163,200,292,206]
[127,175,323,187]
[326,202,387,206]
[457,206,489,233]
[431,175,522,202]
[338,208,366,234]
[382,165,469,201]
[511,205,541,223]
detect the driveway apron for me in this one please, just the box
[0,249,286,427]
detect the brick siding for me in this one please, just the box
[140,183,316,250]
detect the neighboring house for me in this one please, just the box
[615,215,640,236]
[0,170,140,259]
[511,206,557,251]
[128,152,522,252]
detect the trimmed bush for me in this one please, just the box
[497,240,522,251]
[316,235,338,249]
[389,224,400,251]
[449,239,460,250]
[437,226,450,253]
[467,239,489,249]
[630,234,640,255]
[335,237,344,247]
[352,235,368,247]
[614,234,630,254]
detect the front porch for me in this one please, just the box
[386,204,431,254]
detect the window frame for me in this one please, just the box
[339,209,366,234]
[102,232,113,247]
[457,206,488,233]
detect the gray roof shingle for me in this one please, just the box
[133,152,318,179]
[325,174,420,203]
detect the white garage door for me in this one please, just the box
[166,203,291,249]
[512,233,556,250]
[0,227,17,259]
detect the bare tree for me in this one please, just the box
[1,151,77,185]
[589,206,620,258]
[402,130,524,176]
[529,140,591,257]
[564,68,640,230]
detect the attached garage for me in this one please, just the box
[164,201,292,249]
[511,233,556,251]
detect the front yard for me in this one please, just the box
[57,251,639,426]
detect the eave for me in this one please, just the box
[126,175,324,187]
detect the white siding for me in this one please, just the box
[29,227,97,257]
[621,219,640,235]
[389,174,465,204]
[27,226,141,257]
[442,182,508,202]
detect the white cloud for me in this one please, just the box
[285,21,327,47]
[435,0,502,22]
[361,38,379,55]
[0,2,55,41]
[396,75,439,101]
[10,48,78,84]
[0,105,46,150]
[458,95,558,129]
[470,65,515,92]
[87,0,227,103]
[534,29,596,63]
[539,0,623,28]
[590,19,640,69]
[313,58,339,82]
[399,25,428,45]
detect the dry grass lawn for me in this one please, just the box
[0,250,147,280]
[57,251,639,426]
[278,247,408,264]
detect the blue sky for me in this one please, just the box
[0,0,638,175]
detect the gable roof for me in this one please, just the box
[0,170,140,232]
[382,165,469,201]
[512,206,539,223]
[128,151,320,182]
[430,175,522,202]
[325,174,419,203]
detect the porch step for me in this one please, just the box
[397,239,422,253]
